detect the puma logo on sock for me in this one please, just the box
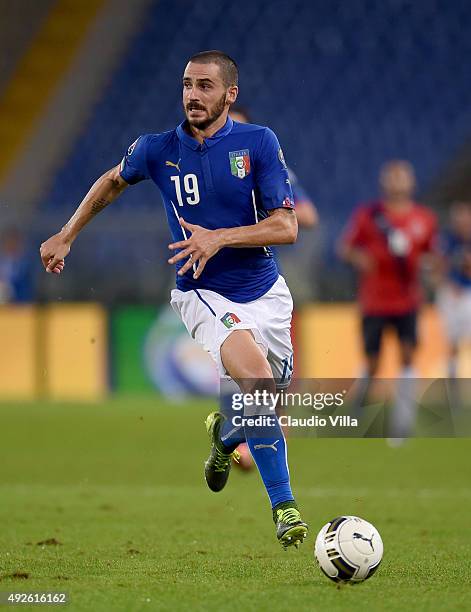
[254,440,280,452]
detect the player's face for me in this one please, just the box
[229,110,249,124]
[451,203,471,238]
[380,162,416,200]
[182,62,236,130]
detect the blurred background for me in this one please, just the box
[1,0,471,401]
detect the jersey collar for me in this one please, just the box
[176,117,234,150]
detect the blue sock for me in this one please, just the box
[220,417,246,450]
[244,414,294,508]
[218,384,246,451]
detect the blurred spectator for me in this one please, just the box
[0,227,35,303]
[338,161,438,438]
[436,202,471,378]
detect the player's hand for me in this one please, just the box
[350,249,375,273]
[40,232,70,274]
[168,218,223,279]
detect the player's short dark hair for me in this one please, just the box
[188,50,238,87]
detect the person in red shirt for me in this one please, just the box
[338,160,437,438]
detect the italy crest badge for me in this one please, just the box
[229,150,251,179]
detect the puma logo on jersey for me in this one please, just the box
[254,440,280,452]
[166,159,181,172]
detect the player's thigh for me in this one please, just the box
[436,286,461,342]
[451,291,471,341]
[220,329,272,384]
[172,287,270,378]
[389,311,417,365]
[459,291,471,339]
[266,332,294,389]
[392,311,418,348]
[256,276,294,388]
[361,314,385,357]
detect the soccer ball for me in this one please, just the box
[314,516,383,583]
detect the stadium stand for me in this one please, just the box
[35,0,471,300]
[0,0,56,95]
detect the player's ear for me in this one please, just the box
[226,86,238,106]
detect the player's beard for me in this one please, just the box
[185,93,227,130]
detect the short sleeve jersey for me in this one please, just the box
[119,117,294,302]
[441,230,471,288]
[341,201,437,315]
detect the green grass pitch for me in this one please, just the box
[0,397,470,611]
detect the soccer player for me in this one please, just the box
[39,50,308,548]
[437,201,471,378]
[338,160,437,438]
[229,105,317,469]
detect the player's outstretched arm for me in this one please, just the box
[168,208,297,279]
[219,207,298,248]
[40,165,128,274]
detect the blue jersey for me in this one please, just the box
[119,117,294,302]
[442,230,471,288]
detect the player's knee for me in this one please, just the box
[400,342,415,366]
[235,360,273,385]
[366,355,379,377]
